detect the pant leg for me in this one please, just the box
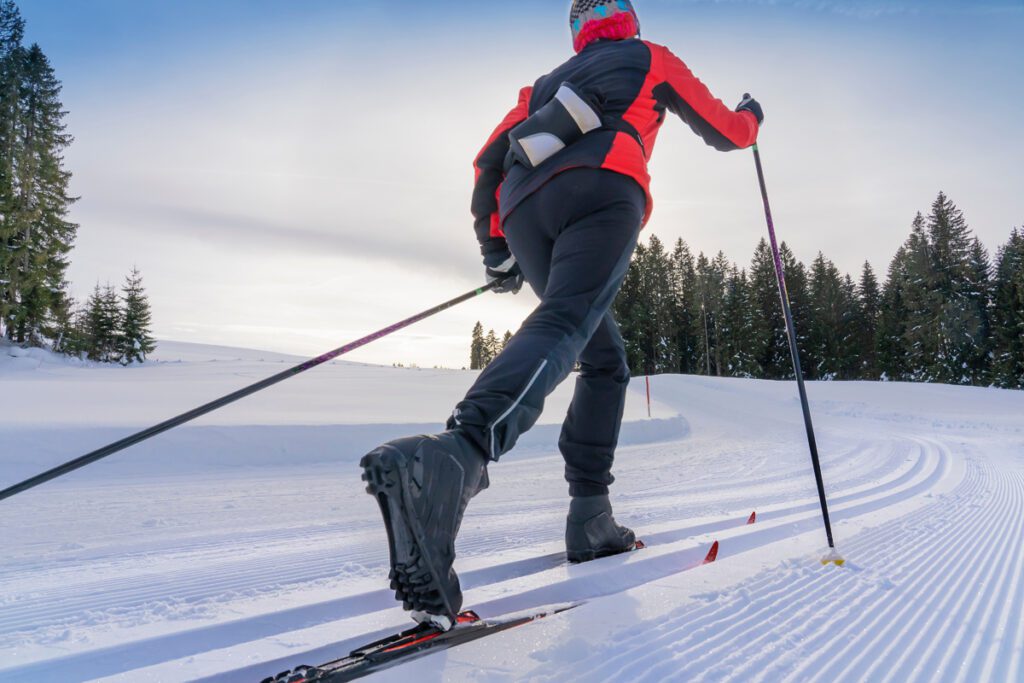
[560,312,630,497]
[452,169,644,460]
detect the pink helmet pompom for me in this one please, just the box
[570,0,641,53]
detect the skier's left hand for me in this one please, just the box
[736,93,764,125]
[484,251,524,294]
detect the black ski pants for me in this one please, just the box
[452,168,644,497]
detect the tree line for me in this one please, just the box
[471,192,1023,390]
[0,1,154,362]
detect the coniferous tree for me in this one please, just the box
[856,262,882,378]
[922,193,987,385]
[899,214,938,381]
[780,243,812,380]
[85,283,120,362]
[0,1,25,338]
[748,239,787,379]
[964,238,993,384]
[719,265,758,377]
[469,321,485,370]
[3,43,76,344]
[502,330,513,350]
[483,329,500,366]
[806,253,858,380]
[991,228,1024,388]
[669,238,700,374]
[613,235,677,375]
[119,266,155,364]
[877,245,911,381]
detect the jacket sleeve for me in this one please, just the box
[649,44,758,152]
[471,86,532,252]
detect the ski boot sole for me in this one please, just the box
[361,446,459,623]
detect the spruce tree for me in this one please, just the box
[85,283,120,362]
[469,322,485,370]
[0,1,25,338]
[613,236,677,375]
[502,330,513,350]
[922,194,987,384]
[780,243,812,380]
[670,239,700,375]
[719,265,758,377]
[900,214,939,381]
[483,329,500,366]
[119,266,155,364]
[3,43,77,344]
[991,228,1024,388]
[877,246,911,381]
[748,238,787,379]
[856,262,882,379]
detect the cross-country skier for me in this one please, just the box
[361,0,763,630]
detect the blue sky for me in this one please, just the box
[18,0,1024,367]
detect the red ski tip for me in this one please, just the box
[747,511,757,525]
[703,541,720,564]
[634,539,647,550]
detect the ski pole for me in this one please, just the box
[750,143,844,566]
[0,279,506,503]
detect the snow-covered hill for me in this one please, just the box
[1,342,1021,682]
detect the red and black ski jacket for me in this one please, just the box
[472,38,760,253]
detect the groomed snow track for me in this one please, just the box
[1,359,1022,683]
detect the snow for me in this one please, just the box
[1,341,1022,682]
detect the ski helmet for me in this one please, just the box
[570,0,640,54]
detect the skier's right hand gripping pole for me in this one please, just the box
[750,142,845,567]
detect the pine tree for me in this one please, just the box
[748,239,787,379]
[991,228,1024,388]
[85,283,120,362]
[669,238,700,375]
[119,266,155,364]
[780,243,812,380]
[913,193,986,384]
[856,262,882,379]
[3,43,77,344]
[613,236,677,375]
[900,213,939,381]
[719,265,758,377]
[808,253,844,380]
[877,245,911,381]
[469,321,485,370]
[483,329,500,366]
[502,330,513,350]
[0,1,25,339]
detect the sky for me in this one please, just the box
[19,0,1024,368]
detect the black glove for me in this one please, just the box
[483,248,524,294]
[736,93,764,125]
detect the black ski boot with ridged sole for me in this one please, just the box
[360,431,489,628]
[565,494,637,563]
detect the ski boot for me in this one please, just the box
[361,430,489,630]
[565,494,637,563]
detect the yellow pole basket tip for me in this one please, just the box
[820,548,846,566]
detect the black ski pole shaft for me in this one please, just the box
[751,143,836,549]
[0,280,503,503]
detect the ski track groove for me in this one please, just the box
[904,463,1016,683]
[0,440,913,638]
[515,440,945,683]
[944,470,1024,683]
[829,455,991,683]
[565,437,1024,683]
[795,448,987,682]
[0,437,946,682]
